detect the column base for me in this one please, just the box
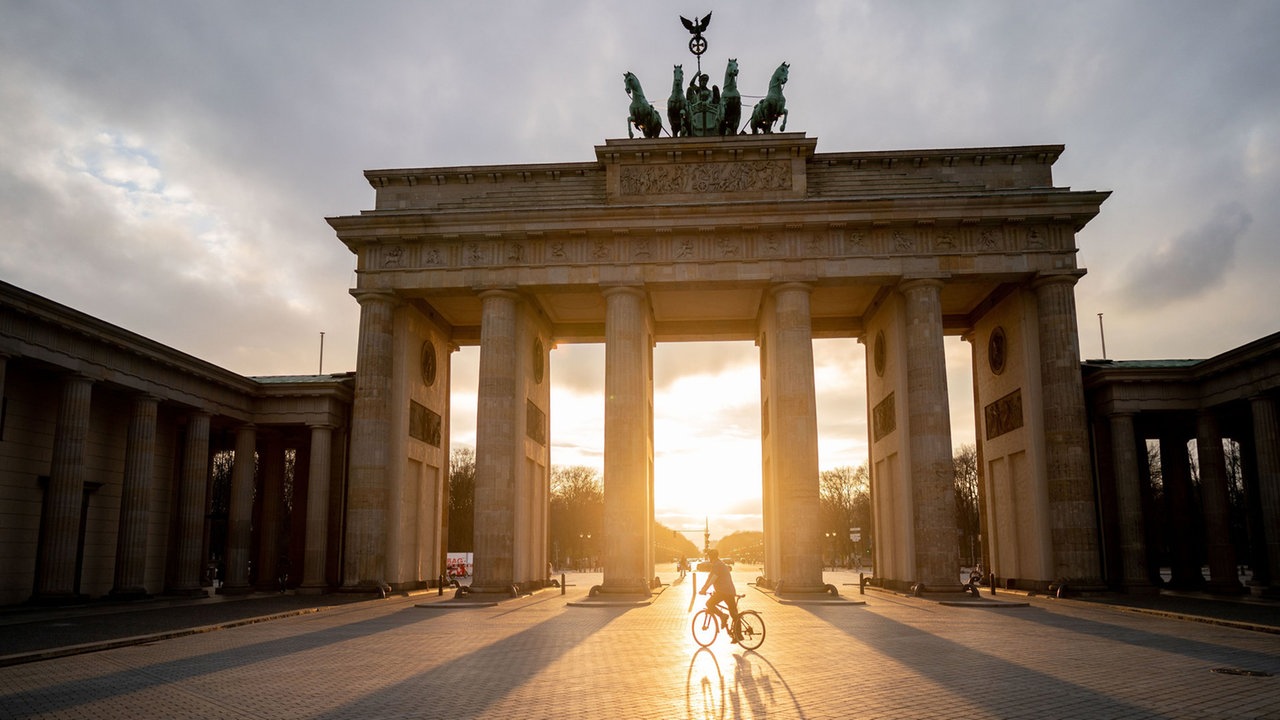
[163,587,209,598]
[27,592,89,607]
[108,587,150,601]
[217,584,255,596]
[1204,579,1247,595]
[1113,581,1161,595]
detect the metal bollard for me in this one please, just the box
[859,572,865,595]
[438,574,444,596]
[561,572,566,596]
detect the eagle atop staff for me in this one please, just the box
[680,12,711,36]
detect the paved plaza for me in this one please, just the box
[0,569,1277,719]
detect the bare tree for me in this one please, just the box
[819,463,870,566]
[550,465,603,570]
[448,446,475,552]
[953,443,980,566]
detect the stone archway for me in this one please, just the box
[328,133,1108,596]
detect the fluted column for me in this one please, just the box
[1250,395,1280,592]
[1033,272,1101,585]
[343,289,397,589]
[301,424,335,591]
[222,423,257,592]
[1197,410,1242,592]
[1108,413,1152,592]
[256,434,285,590]
[471,289,519,592]
[602,286,653,594]
[900,279,959,590]
[1160,429,1202,589]
[168,411,211,595]
[766,283,825,591]
[111,394,160,597]
[33,374,95,601]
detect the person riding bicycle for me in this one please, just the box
[699,549,741,643]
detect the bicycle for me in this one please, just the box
[691,594,765,650]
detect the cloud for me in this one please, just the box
[1119,202,1252,307]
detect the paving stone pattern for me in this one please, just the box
[0,570,1277,719]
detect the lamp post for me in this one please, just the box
[824,532,837,571]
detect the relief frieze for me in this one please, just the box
[619,160,792,196]
[984,388,1024,441]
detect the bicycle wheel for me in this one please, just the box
[736,610,765,650]
[691,609,720,647]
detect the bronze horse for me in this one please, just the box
[667,65,687,137]
[625,72,663,139]
[750,62,789,134]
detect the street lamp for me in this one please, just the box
[824,532,837,571]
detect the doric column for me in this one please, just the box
[343,289,397,589]
[471,289,519,592]
[168,411,210,595]
[1032,272,1102,585]
[1197,410,1242,592]
[1108,413,1152,592]
[33,374,94,601]
[301,424,334,591]
[222,423,257,592]
[900,279,959,590]
[1249,395,1280,592]
[601,286,653,594]
[111,394,160,598]
[256,433,286,590]
[1159,428,1202,589]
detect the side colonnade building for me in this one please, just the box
[0,281,356,605]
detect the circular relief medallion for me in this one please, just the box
[420,340,437,387]
[532,338,545,384]
[873,330,886,377]
[988,326,1007,376]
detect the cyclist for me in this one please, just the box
[698,549,741,643]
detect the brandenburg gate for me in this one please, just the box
[327,132,1109,597]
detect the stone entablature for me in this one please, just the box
[331,136,1107,346]
[1083,332,1280,413]
[0,281,353,423]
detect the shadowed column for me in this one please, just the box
[169,410,210,595]
[602,286,653,595]
[1250,395,1280,594]
[301,424,335,592]
[471,289,519,593]
[33,374,94,601]
[343,289,397,589]
[901,279,959,590]
[1033,272,1102,586]
[222,423,257,592]
[1197,410,1242,592]
[769,282,825,592]
[1109,412,1153,592]
[111,394,160,598]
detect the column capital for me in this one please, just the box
[475,286,521,300]
[1031,269,1087,289]
[601,284,648,300]
[349,288,399,306]
[769,280,814,297]
[898,276,946,293]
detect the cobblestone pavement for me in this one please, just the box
[0,569,1277,719]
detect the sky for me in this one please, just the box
[3,1,1278,538]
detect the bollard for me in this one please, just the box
[438,574,444,596]
[859,572,865,595]
[561,572,566,596]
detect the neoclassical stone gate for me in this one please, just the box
[328,133,1109,596]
